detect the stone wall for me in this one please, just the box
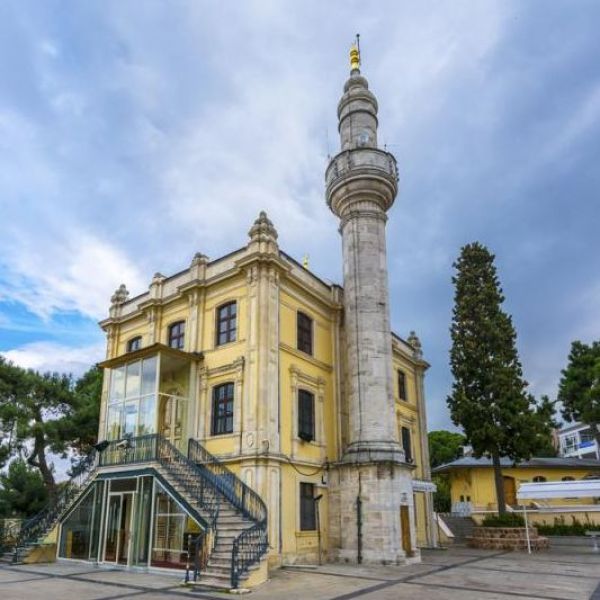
[468,527,549,551]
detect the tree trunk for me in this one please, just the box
[27,432,56,499]
[492,452,506,515]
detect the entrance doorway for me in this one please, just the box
[400,505,413,557]
[503,476,517,506]
[159,394,184,448]
[103,492,134,565]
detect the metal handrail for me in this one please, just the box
[98,434,220,530]
[13,450,98,562]
[187,438,269,588]
[187,438,267,526]
[231,522,269,589]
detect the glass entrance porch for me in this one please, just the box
[58,475,202,570]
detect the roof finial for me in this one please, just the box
[350,33,361,72]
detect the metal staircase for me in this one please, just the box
[0,435,269,589]
[0,451,98,565]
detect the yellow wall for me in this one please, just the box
[449,466,600,510]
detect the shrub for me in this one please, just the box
[480,513,525,528]
[536,515,591,536]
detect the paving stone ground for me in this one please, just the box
[1,544,599,600]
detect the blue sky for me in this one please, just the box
[0,1,599,430]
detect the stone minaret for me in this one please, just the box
[327,43,416,564]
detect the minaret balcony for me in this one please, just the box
[326,147,398,217]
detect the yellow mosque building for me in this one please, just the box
[7,46,437,589]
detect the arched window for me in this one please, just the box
[168,321,185,350]
[212,383,234,435]
[562,476,575,481]
[216,301,237,346]
[127,336,142,352]
[532,476,547,483]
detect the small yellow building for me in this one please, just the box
[434,457,600,526]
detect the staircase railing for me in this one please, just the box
[188,438,267,526]
[98,434,220,531]
[231,522,269,589]
[187,438,268,588]
[13,450,98,562]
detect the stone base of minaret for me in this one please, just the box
[328,461,418,564]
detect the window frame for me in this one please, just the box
[532,475,547,483]
[401,426,413,464]
[297,311,313,355]
[215,301,237,347]
[298,389,315,442]
[168,321,186,350]
[127,336,142,353]
[299,482,316,531]
[398,370,407,402]
[211,382,235,436]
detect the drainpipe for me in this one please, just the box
[356,496,363,564]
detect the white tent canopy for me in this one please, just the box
[516,479,600,554]
[517,479,600,500]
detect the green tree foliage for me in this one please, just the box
[0,459,48,518]
[0,358,101,497]
[428,430,466,468]
[447,242,556,514]
[558,340,600,448]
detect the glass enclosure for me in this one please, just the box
[105,352,190,451]
[59,481,104,561]
[59,475,201,570]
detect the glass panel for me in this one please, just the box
[141,356,157,396]
[138,395,156,435]
[110,478,137,492]
[123,401,138,436]
[151,482,201,570]
[89,481,104,561]
[125,361,141,399]
[59,485,96,560]
[110,367,125,402]
[104,495,121,562]
[132,477,153,566]
[107,404,123,440]
[118,493,134,565]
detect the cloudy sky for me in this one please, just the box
[0,1,599,431]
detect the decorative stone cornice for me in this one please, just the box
[247,211,279,255]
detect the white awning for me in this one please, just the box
[412,479,436,493]
[517,479,600,500]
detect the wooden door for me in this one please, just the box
[503,476,516,506]
[400,505,413,557]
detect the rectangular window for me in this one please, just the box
[298,390,315,442]
[398,370,407,401]
[297,312,313,355]
[216,302,237,346]
[402,426,413,463]
[168,321,185,350]
[300,482,316,531]
[212,383,234,435]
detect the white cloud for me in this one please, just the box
[2,340,105,377]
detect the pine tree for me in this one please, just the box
[447,242,555,514]
[558,340,600,448]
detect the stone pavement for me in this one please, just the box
[0,544,599,600]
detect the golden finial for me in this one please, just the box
[302,254,310,269]
[350,33,361,71]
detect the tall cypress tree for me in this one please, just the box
[447,242,555,514]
